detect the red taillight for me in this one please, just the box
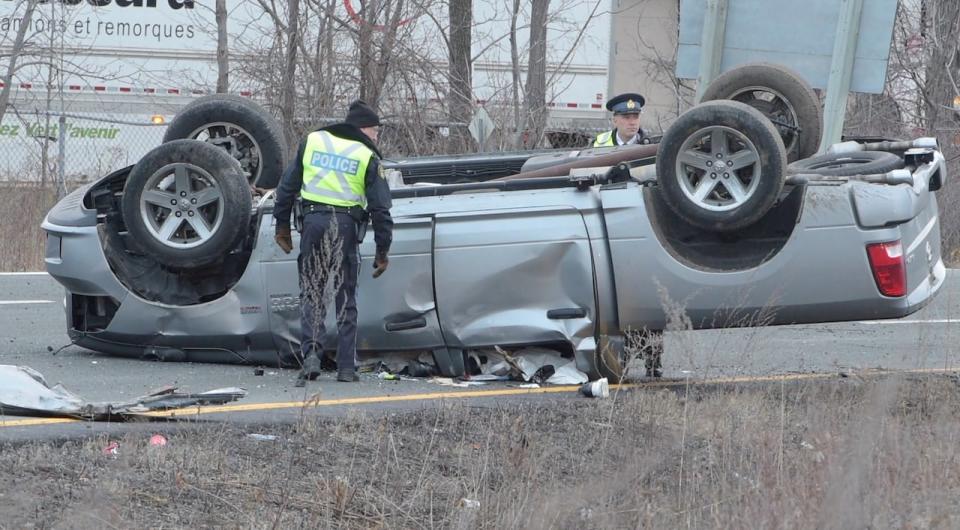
[866,241,906,297]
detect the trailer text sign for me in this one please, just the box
[0,0,212,51]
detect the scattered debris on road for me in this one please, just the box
[0,364,247,420]
[492,346,590,384]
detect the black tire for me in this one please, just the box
[163,94,287,189]
[786,151,905,176]
[656,100,788,233]
[701,63,822,161]
[597,330,663,382]
[596,343,627,383]
[121,140,252,270]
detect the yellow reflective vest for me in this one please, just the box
[300,130,373,207]
[593,130,616,147]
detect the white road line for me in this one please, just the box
[0,272,48,276]
[859,319,958,325]
[0,300,55,305]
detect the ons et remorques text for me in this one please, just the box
[1,1,196,43]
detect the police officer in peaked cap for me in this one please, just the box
[593,92,647,147]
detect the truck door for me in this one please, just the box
[432,206,597,357]
[264,215,444,361]
[356,216,445,351]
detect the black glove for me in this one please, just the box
[373,250,389,278]
[275,225,293,254]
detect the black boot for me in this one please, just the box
[337,369,359,382]
[300,353,323,381]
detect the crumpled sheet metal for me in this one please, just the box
[0,365,247,421]
[0,365,86,416]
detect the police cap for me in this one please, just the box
[605,93,645,115]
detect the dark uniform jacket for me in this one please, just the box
[273,123,393,255]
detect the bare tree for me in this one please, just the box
[231,0,607,155]
[921,0,960,135]
[215,0,229,93]
[919,0,960,261]
[840,0,960,261]
[0,0,39,125]
[522,0,550,148]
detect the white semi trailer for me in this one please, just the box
[0,0,613,180]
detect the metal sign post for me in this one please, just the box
[694,0,729,103]
[818,0,865,152]
[57,115,67,199]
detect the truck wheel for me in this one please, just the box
[596,339,630,383]
[121,140,252,270]
[786,151,904,176]
[597,330,663,382]
[163,94,287,189]
[700,63,822,161]
[656,100,788,233]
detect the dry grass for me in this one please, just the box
[0,183,61,272]
[2,374,960,529]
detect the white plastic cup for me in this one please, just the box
[579,377,609,398]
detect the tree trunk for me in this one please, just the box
[317,0,336,116]
[281,0,301,156]
[523,0,550,148]
[509,0,522,149]
[215,0,229,93]
[448,0,474,151]
[358,0,377,103]
[0,0,39,125]
[371,0,404,108]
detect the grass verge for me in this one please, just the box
[2,374,959,529]
[0,184,60,272]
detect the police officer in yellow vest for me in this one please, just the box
[593,92,647,147]
[273,100,394,383]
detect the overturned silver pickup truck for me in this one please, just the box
[42,64,947,380]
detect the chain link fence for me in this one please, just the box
[0,108,169,270]
[0,109,168,196]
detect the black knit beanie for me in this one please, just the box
[344,99,381,128]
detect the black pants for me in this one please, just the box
[298,211,360,372]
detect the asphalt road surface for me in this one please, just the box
[2,270,958,441]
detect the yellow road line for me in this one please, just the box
[2,367,957,429]
[1,416,78,428]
